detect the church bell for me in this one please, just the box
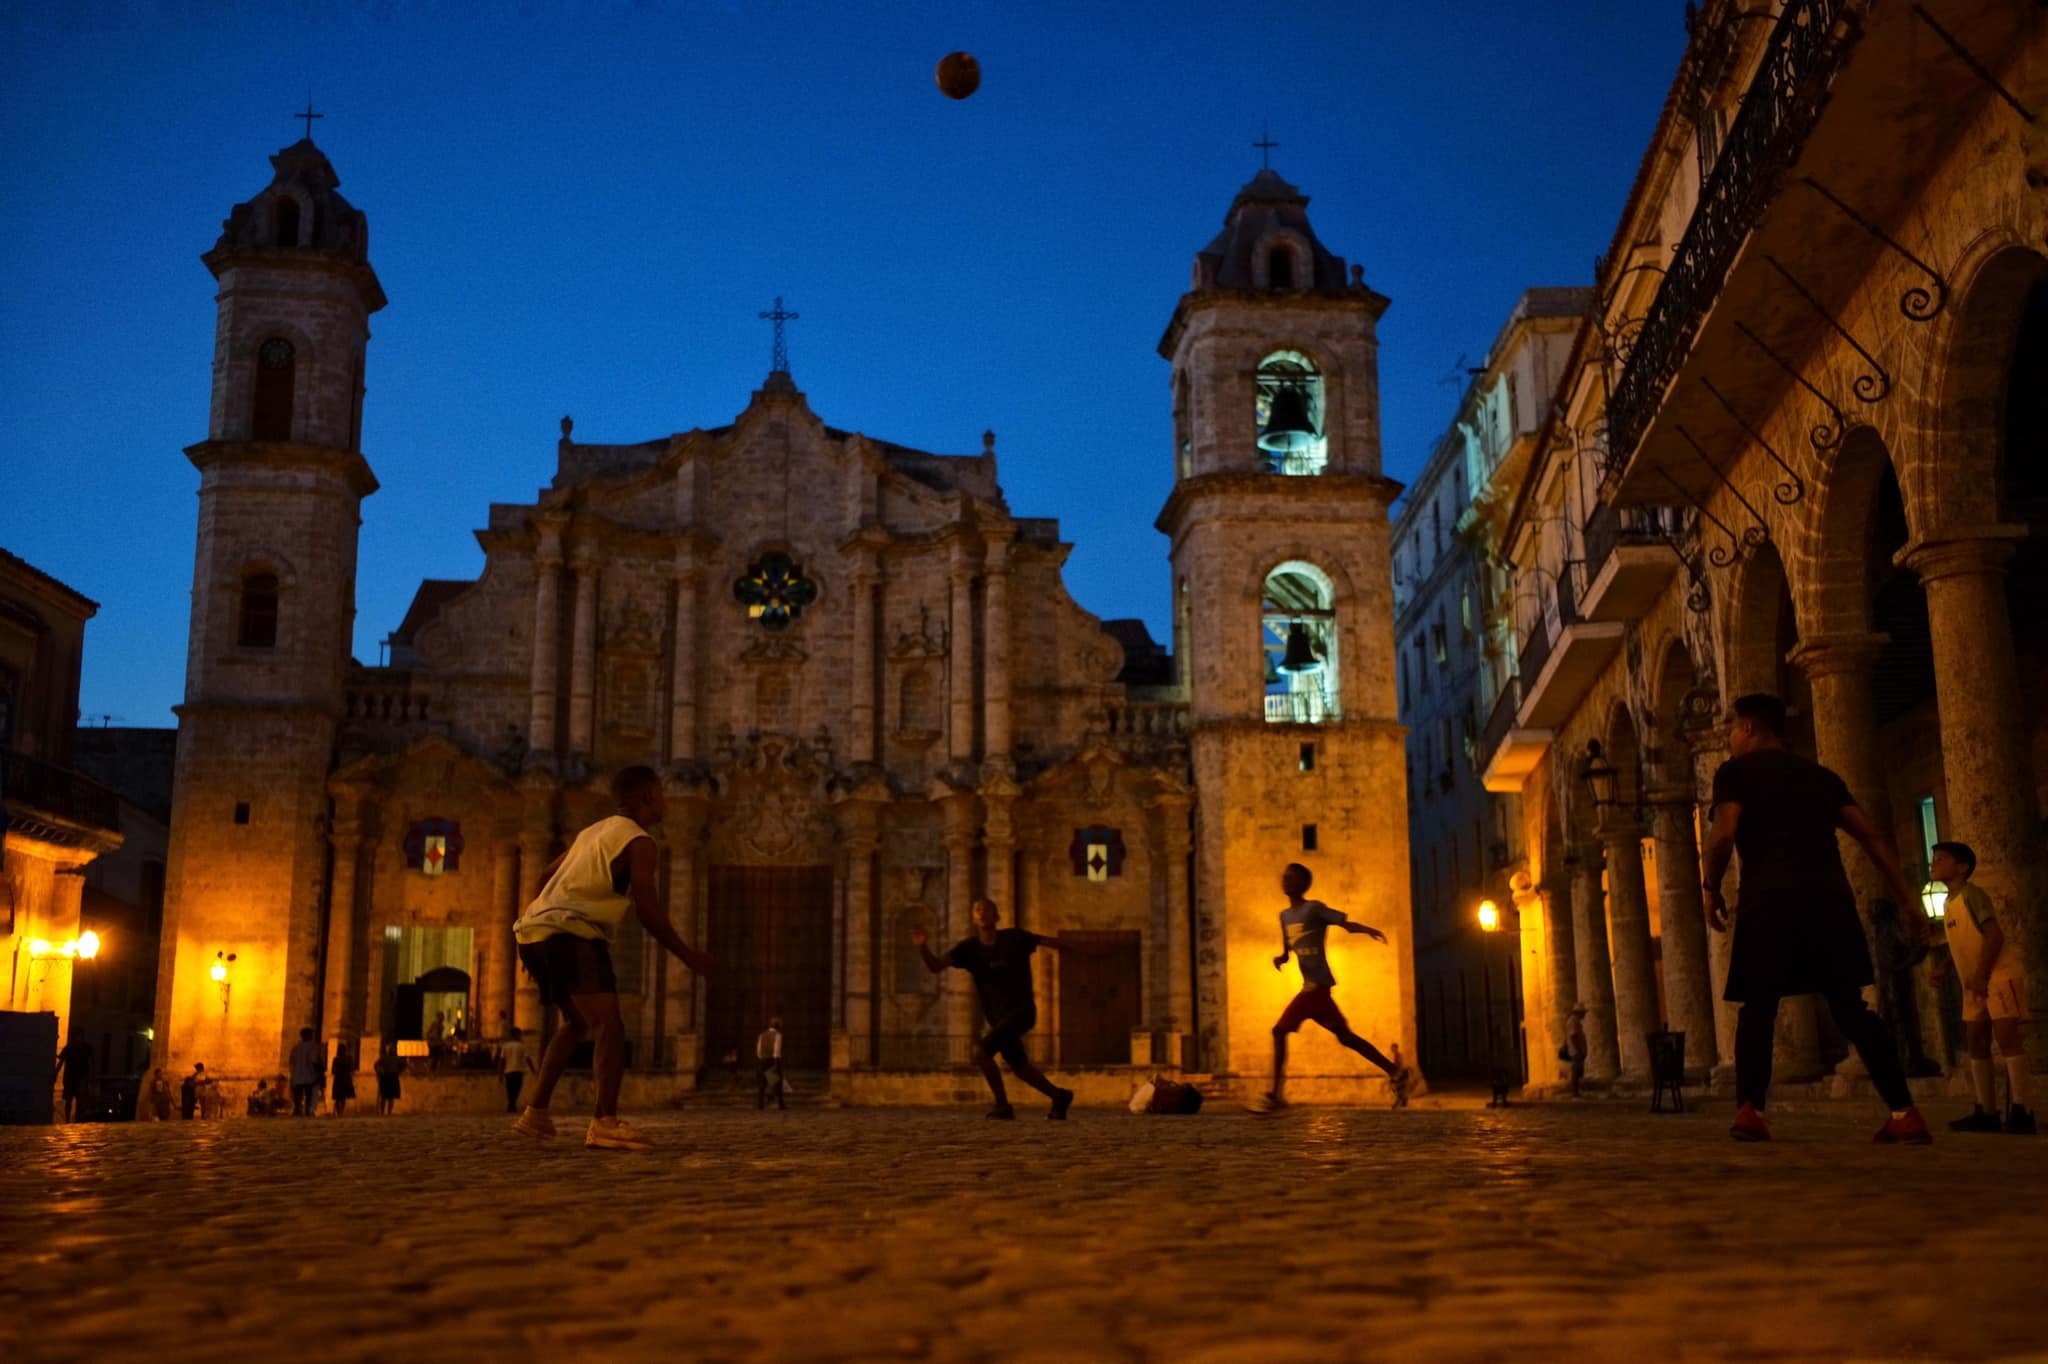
[1257,384,1318,454]
[1279,621,1323,673]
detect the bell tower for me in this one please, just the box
[158,134,384,1086]
[1158,166,1415,1085]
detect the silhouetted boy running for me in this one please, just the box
[913,899,1076,1120]
[1250,862,1405,1113]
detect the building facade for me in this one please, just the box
[1482,0,2047,1091]
[1394,289,1586,1083]
[153,147,1416,1103]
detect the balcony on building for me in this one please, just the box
[1510,562,1624,732]
[1578,502,1677,621]
[1,748,124,853]
[1478,676,1551,794]
[1601,0,2030,507]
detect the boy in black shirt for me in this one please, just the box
[913,899,1078,1120]
[1702,692,1930,1144]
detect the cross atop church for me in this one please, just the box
[1253,125,1279,170]
[758,296,800,375]
[294,95,324,142]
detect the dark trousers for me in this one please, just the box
[504,1072,524,1113]
[292,1083,316,1116]
[757,1059,784,1110]
[1736,989,1912,1110]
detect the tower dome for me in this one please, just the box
[1189,167,1356,297]
[210,138,375,271]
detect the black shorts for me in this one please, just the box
[977,1009,1036,1068]
[517,932,617,1007]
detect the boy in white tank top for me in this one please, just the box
[511,765,714,1150]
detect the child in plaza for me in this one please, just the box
[912,899,1077,1120]
[756,1016,785,1111]
[1932,841,2034,1134]
[1250,862,1406,1114]
[1701,693,1931,1144]
[512,764,713,1151]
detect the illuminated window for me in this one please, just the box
[1254,351,1327,476]
[1262,561,1338,725]
[733,552,818,630]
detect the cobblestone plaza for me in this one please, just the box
[4,1099,2044,1362]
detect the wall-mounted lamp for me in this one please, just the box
[211,951,236,1008]
[1477,899,1502,933]
[1581,738,1620,810]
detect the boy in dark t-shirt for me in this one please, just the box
[913,899,1077,1120]
[1701,692,1930,1144]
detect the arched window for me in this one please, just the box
[238,571,279,648]
[1268,248,1294,290]
[251,338,296,441]
[1262,561,1339,724]
[274,197,301,247]
[1254,351,1327,476]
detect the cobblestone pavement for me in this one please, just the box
[2,1097,2043,1363]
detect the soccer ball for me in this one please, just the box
[936,51,981,100]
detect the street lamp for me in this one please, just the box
[1581,738,1619,810]
[1476,899,1501,933]
[1920,880,1947,921]
[211,951,236,1009]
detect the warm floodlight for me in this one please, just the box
[1477,900,1501,933]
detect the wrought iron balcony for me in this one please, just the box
[1517,564,1581,699]
[1477,678,1523,775]
[1,748,122,839]
[1605,0,1858,467]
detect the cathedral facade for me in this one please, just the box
[154,142,1414,1103]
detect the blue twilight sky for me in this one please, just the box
[0,1,1685,728]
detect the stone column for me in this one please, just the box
[568,548,599,757]
[947,539,978,766]
[1568,842,1620,1082]
[483,842,520,1038]
[1647,786,1718,1077]
[1789,632,1894,952]
[527,517,566,754]
[982,530,1014,763]
[514,832,550,1034]
[942,795,979,1059]
[668,557,700,764]
[663,793,710,1070]
[1154,793,1194,1067]
[1689,723,1741,1074]
[1599,814,1658,1082]
[1537,867,1577,1086]
[1903,528,2047,1026]
[849,549,879,764]
[322,803,364,1040]
[840,808,879,1064]
[1511,874,1562,1087]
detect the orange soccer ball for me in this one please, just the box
[936,51,981,100]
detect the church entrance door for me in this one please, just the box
[1056,930,1143,1066]
[707,865,834,1070]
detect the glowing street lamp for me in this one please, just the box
[1920,880,1948,921]
[1477,899,1501,933]
[211,950,236,1009]
[27,938,53,959]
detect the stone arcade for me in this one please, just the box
[153,143,1415,1105]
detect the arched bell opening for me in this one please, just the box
[1255,351,1327,476]
[1262,560,1339,724]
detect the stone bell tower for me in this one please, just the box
[1157,166,1415,1086]
[157,134,384,1086]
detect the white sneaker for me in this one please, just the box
[585,1116,654,1151]
[511,1106,556,1140]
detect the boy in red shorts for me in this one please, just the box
[1250,863,1406,1113]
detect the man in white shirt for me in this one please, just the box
[498,1025,536,1115]
[510,765,713,1150]
[756,1017,785,1111]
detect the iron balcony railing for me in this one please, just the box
[1,748,121,834]
[1605,0,1858,466]
[1583,502,1678,584]
[1478,678,1523,772]
[1264,687,1337,725]
[1517,563,1582,698]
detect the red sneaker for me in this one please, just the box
[1729,1103,1771,1142]
[1874,1108,1933,1145]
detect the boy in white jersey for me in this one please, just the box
[1249,862,1405,1113]
[1932,841,2033,1134]
[511,765,713,1150]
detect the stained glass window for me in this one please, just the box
[733,552,818,630]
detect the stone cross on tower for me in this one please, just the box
[1253,125,1279,169]
[758,296,800,375]
[294,96,324,142]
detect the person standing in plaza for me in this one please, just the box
[1250,862,1406,1114]
[1701,693,1931,1143]
[179,1063,202,1119]
[511,764,713,1151]
[330,1040,357,1117]
[1565,1004,1590,1099]
[54,1037,93,1122]
[1930,841,2034,1134]
[288,1027,325,1117]
[756,1016,785,1111]
[374,1042,402,1115]
[498,1025,535,1115]
[912,899,1076,1120]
